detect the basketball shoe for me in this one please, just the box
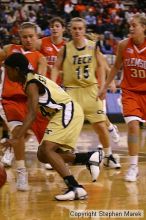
[103,154,121,169]
[124,166,139,182]
[109,125,120,143]
[86,147,104,182]
[55,186,88,201]
[16,168,29,191]
[45,163,53,170]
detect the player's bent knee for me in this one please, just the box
[37,145,47,163]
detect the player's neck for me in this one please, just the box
[23,47,35,52]
[51,36,63,45]
[73,38,87,49]
[133,36,146,47]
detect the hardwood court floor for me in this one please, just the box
[0,123,146,220]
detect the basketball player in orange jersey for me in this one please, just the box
[36,17,66,85]
[0,22,48,190]
[99,13,146,182]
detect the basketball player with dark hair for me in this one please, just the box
[3,52,104,201]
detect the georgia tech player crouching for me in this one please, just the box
[3,53,104,201]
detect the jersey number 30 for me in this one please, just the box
[131,69,146,78]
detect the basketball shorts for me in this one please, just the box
[0,100,48,143]
[122,89,146,123]
[65,84,106,123]
[42,101,84,150]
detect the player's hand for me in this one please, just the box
[0,138,12,152]
[97,86,107,100]
[109,81,117,93]
[0,138,19,151]
[6,138,19,146]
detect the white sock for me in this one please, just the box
[129,156,138,166]
[15,160,26,170]
[104,147,112,157]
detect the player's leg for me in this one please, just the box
[93,121,121,169]
[11,125,29,191]
[122,90,141,182]
[37,101,103,200]
[0,118,14,167]
[0,102,29,191]
[124,120,139,182]
[85,86,121,169]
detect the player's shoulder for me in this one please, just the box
[40,36,51,47]
[118,38,129,48]
[41,36,51,42]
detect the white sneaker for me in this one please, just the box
[104,154,121,169]
[87,148,104,182]
[109,125,120,143]
[1,148,14,167]
[16,168,29,191]
[55,186,88,201]
[125,166,139,182]
[45,163,53,170]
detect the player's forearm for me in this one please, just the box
[104,66,118,89]
[14,113,36,139]
[97,66,106,89]
[51,66,60,82]
[38,56,47,76]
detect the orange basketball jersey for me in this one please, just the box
[0,45,48,142]
[40,37,66,83]
[121,38,146,92]
[2,44,43,100]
